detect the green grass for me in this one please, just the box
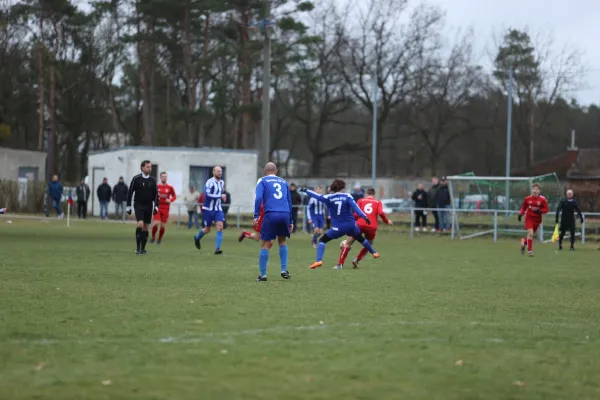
[1,218,600,399]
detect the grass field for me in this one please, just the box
[1,217,600,399]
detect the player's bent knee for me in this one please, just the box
[354,234,366,243]
[319,234,332,244]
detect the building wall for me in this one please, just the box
[88,147,258,216]
[0,147,47,181]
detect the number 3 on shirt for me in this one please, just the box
[363,203,373,214]
[273,183,283,199]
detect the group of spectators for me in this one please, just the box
[73,177,129,220]
[411,176,452,232]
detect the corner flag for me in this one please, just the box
[551,224,560,243]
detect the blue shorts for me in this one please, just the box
[311,215,325,229]
[261,212,291,241]
[202,210,224,227]
[325,223,361,240]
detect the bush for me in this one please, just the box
[0,180,46,213]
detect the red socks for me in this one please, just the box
[338,246,350,266]
[159,227,165,241]
[243,231,252,238]
[357,248,369,262]
[151,225,158,240]
[527,238,533,252]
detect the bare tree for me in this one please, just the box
[334,0,444,175]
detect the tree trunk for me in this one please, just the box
[529,103,535,173]
[48,36,56,176]
[183,7,195,146]
[239,8,251,149]
[149,18,156,146]
[197,13,210,147]
[37,11,44,151]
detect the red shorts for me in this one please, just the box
[153,207,170,223]
[525,219,541,232]
[359,226,377,241]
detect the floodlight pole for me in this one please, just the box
[260,0,272,170]
[371,77,377,189]
[504,67,514,220]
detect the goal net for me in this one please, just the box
[446,172,562,241]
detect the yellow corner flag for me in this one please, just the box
[551,224,560,243]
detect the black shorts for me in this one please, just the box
[134,204,153,224]
[560,220,575,231]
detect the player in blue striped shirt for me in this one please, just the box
[301,179,379,270]
[307,185,326,248]
[194,166,226,254]
[254,162,292,281]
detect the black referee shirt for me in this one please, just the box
[555,197,583,224]
[127,174,158,208]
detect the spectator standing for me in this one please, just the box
[412,184,428,231]
[427,177,439,232]
[351,183,365,202]
[75,178,90,219]
[48,175,64,218]
[436,177,452,232]
[222,188,231,228]
[183,185,200,229]
[97,178,112,220]
[289,183,302,233]
[113,176,128,222]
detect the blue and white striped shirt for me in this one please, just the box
[307,197,325,221]
[203,177,225,211]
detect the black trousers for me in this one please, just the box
[415,210,427,227]
[77,201,87,218]
[291,208,299,232]
[559,220,576,247]
[431,210,439,230]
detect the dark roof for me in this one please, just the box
[88,146,259,156]
[512,148,600,179]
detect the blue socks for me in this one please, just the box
[216,231,223,249]
[279,245,288,272]
[259,248,269,277]
[361,240,376,254]
[316,242,326,262]
[194,229,205,240]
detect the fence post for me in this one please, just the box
[493,211,498,243]
[409,208,414,239]
[450,208,455,240]
[177,204,181,229]
[236,207,241,229]
[538,223,543,242]
[582,213,585,245]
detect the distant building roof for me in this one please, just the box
[88,146,259,156]
[512,148,600,180]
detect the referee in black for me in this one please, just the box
[555,189,584,251]
[126,160,159,254]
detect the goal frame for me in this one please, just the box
[446,173,559,241]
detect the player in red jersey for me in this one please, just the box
[150,172,177,244]
[336,188,392,269]
[518,183,549,256]
[238,203,273,248]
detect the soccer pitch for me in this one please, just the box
[1,219,599,399]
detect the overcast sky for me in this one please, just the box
[333,0,600,104]
[439,0,600,104]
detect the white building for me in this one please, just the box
[87,146,258,217]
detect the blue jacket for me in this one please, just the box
[48,181,63,200]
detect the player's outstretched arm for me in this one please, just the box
[152,179,159,212]
[304,189,327,203]
[350,197,368,221]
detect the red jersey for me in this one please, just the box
[354,197,389,230]
[157,183,177,208]
[519,195,549,222]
